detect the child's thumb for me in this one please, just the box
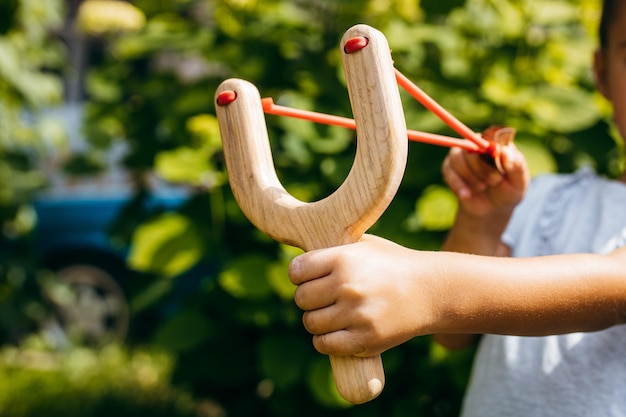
[501,144,530,191]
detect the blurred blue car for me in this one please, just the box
[32,177,192,346]
[31,106,193,345]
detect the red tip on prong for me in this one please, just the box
[216,90,237,106]
[344,36,369,54]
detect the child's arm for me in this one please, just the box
[434,139,529,348]
[287,138,532,356]
[441,134,529,256]
[288,235,626,358]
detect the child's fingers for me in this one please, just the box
[442,148,489,194]
[501,144,530,191]
[312,330,365,357]
[289,249,334,285]
[293,274,338,311]
[301,304,347,336]
[442,156,472,200]
[465,152,505,187]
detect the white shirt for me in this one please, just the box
[460,168,626,417]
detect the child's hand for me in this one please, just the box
[441,127,529,219]
[288,235,442,357]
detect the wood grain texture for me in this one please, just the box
[215,24,407,404]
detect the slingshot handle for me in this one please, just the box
[215,24,407,404]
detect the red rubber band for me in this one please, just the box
[394,69,490,151]
[216,90,237,106]
[487,141,501,160]
[258,68,497,155]
[261,97,482,152]
[344,36,369,54]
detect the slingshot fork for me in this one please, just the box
[215,24,408,404]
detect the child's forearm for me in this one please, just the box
[435,210,511,349]
[431,249,626,336]
[442,209,511,256]
[289,236,626,358]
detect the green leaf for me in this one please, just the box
[128,213,204,278]
[218,255,273,300]
[155,146,223,187]
[309,126,352,155]
[516,137,558,176]
[523,85,600,133]
[85,71,122,102]
[415,185,458,231]
[268,261,296,301]
[528,0,578,25]
[491,0,525,38]
[77,0,146,35]
[129,278,173,313]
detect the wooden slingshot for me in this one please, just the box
[215,24,405,404]
[215,24,508,404]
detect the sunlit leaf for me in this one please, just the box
[481,61,519,107]
[128,213,204,278]
[309,126,352,155]
[78,0,146,35]
[0,38,63,107]
[186,114,221,147]
[491,0,525,38]
[268,244,301,300]
[155,146,224,187]
[523,85,600,133]
[528,0,578,25]
[17,0,64,41]
[415,185,458,231]
[516,137,558,176]
[268,261,295,301]
[218,255,273,300]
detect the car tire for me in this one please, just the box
[42,260,130,347]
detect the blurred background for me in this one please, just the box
[0,0,618,416]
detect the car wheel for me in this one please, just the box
[43,263,130,346]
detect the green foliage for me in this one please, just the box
[413,185,458,231]
[1,0,619,416]
[0,0,64,207]
[0,0,65,343]
[128,212,205,278]
[78,0,617,415]
[0,344,197,417]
